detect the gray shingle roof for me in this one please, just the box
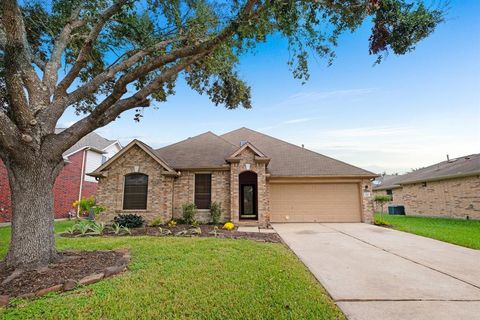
[374,154,480,189]
[56,128,116,157]
[373,174,405,190]
[221,127,376,177]
[155,132,237,169]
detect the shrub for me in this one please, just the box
[167,219,177,228]
[113,214,144,228]
[110,222,131,235]
[210,202,222,225]
[223,222,235,230]
[374,194,392,214]
[191,220,200,227]
[182,203,197,225]
[72,196,105,217]
[148,217,163,227]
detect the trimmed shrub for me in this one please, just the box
[182,203,197,225]
[113,214,144,228]
[210,202,222,225]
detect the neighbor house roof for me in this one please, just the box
[373,153,480,190]
[221,127,376,177]
[56,128,119,157]
[373,174,405,190]
[155,132,237,169]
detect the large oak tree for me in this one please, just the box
[0,0,443,268]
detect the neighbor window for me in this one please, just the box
[195,174,211,209]
[386,189,393,201]
[123,173,148,210]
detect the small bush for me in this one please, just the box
[182,203,197,225]
[191,220,200,227]
[167,220,177,228]
[113,214,144,228]
[210,202,222,225]
[148,217,163,227]
[223,222,235,230]
[374,194,392,214]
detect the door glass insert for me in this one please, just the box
[243,185,254,215]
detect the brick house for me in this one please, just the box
[373,154,480,219]
[90,128,377,225]
[0,129,121,222]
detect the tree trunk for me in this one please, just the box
[5,157,61,268]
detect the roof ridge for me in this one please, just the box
[156,131,232,151]
[222,127,375,176]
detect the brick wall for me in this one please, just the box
[373,175,480,219]
[96,144,169,222]
[229,147,268,225]
[0,150,98,222]
[360,179,374,223]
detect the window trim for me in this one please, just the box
[122,173,148,210]
[194,173,212,210]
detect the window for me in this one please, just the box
[123,173,148,210]
[386,189,393,201]
[195,174,211,209]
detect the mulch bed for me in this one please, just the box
[0,250,126,298]
[61,224,282,243]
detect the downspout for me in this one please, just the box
[77,149,87,218]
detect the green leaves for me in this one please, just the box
[8,0,445,115]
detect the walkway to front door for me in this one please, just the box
[273,223,480,320]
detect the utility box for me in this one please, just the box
[388,205,405,215]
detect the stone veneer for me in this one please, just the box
[373,175,480,220]
[228,147,268,224]
[96,145,172,222]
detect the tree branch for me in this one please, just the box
[54,0,130,97]
[43,7,85,95]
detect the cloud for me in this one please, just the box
[283,118,313,124]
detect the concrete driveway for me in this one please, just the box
[273,223,480,320]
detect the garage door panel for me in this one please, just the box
[270,183,361,222]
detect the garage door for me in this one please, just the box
[270,183,361,222]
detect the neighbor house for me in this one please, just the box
[373,154,480,219]
[0,129,122,222]
[90,127,377,225]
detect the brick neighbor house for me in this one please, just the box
[373,154,480,220]
[89,127,377,225]
[0,129,122,222]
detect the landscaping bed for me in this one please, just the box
[0,250,129,300]
[60,223,282,243]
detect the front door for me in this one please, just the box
[240,184,257,219]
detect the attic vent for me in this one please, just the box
[240,140,248,146]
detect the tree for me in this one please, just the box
[374,194,392,214]
[0,0,444,268]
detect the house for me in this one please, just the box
[0,130,122,222]
[90,127,377,225]
[373,154,480,219]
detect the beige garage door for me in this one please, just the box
[270,183,361,222]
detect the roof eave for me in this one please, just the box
[399,171,480,185]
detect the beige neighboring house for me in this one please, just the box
[89,127,377,225]
[373,154,480,219]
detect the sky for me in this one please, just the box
[59,1,480,174]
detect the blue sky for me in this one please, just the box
[60,1,480,174]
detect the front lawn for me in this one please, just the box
[374,214,480,249]
[0,221,344,319]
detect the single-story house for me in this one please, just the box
[90,127,377,225]
[373,154,480,219]
[0,129,121,222]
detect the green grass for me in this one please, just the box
[374,214,480,249]
[0,221,343,320]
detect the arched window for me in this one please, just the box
[123,173,148,210]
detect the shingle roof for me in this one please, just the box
[56,128,117,157]
[155,132,237,169]
[373,154,480,189]
[373,174,405,190]
[221,127,376,177]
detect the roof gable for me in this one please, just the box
[90,140,176,176]
[57,129,118,157]
[229,141,267,158]
[221,127,376,177]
